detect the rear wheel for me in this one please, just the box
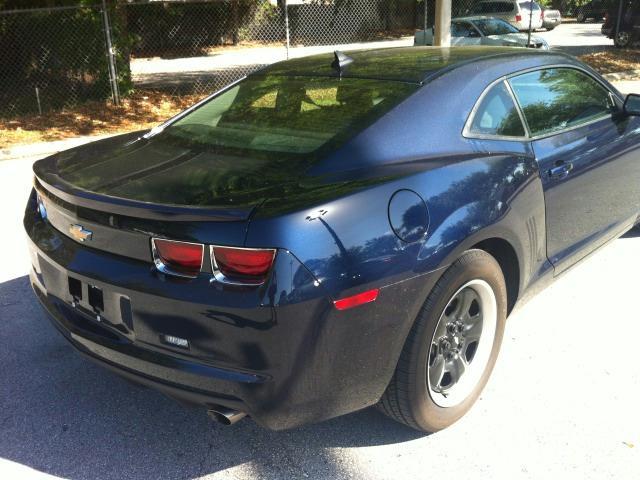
[577,13,585,23]
[378,249,507,432]
[615,31,632,48]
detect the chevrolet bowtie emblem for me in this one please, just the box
[69,224,93,242]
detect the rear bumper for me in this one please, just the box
[32,283,251,412]
[25,198,440,429]
[542,18,561,27]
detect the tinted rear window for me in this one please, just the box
[471,2,516,13]
[519,1,541,10]
[165,76,418,156]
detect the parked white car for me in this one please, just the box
[542,8,562,31]
[467,0,544,30]
[414,16,549,50]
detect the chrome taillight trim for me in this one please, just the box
[151,237,204,279]
[210,245,277,286]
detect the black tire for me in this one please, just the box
[577,13,585,23]
[546,26,556,31]
[614,31,632,48]
[378,249,507,432]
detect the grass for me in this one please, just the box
[1,47,639,150]
[578,49,640,74]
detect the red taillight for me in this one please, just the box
[152,238,204,278]
[211,246,276,284]
[333,289,379,311]
[515,14,522,22]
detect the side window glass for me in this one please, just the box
[469,81,526,137]
[452,22,473,37]
[509,68,613,137]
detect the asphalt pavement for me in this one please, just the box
[1,121,640,479]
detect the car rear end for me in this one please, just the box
[516,1,543,30]
[26,174,326,427]
[542,9,561,30]
[470,1,542,31]
[24,66,425,430]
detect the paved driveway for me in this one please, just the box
[536,21,613,54]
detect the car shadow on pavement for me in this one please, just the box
[0,275,425,480]
[621,226,640,239]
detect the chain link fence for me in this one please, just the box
[0,0,627,120]
[0,4,122,117]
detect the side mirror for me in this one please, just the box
[623,94,640,116]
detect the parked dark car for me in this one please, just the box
[576,0,607,22]
[602,0,640,47]
[25,46,640,432]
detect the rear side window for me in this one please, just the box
[468,81,526,137]
[166,76,418,155]
[509,68,613,137]
[472,18,519,36]
[451,21,476,37]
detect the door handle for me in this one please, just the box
[548,162,574,179]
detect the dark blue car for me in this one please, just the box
[25,46,640,432]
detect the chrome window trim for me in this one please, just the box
[151,237,205,279]
[503,79,531,136]
[463,63,623,143]
[210,245,277,286]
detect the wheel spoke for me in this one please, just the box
[464,314,483,344]
[448,355,466,386]
[429,353,446,390]
[455,289,475,320]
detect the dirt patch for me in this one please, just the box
[579,49,640,74]
[1,91,202,149]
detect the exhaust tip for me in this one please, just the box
[207,406,247,426]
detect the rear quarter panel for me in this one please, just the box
[247,58,553,308]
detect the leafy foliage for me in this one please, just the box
[0,1,132,115]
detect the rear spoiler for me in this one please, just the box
[33,171,255,223]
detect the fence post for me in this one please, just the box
[283,0,290,60]
[424,0,428,33]
[615,0,624,45]
[101,0,120,105]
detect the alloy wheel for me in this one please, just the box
[427,279,497,408]
[615,31,631,48]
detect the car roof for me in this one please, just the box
[453,15,510,22]
[260,46,555,84]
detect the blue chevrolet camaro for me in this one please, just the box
[25,47,640,432]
